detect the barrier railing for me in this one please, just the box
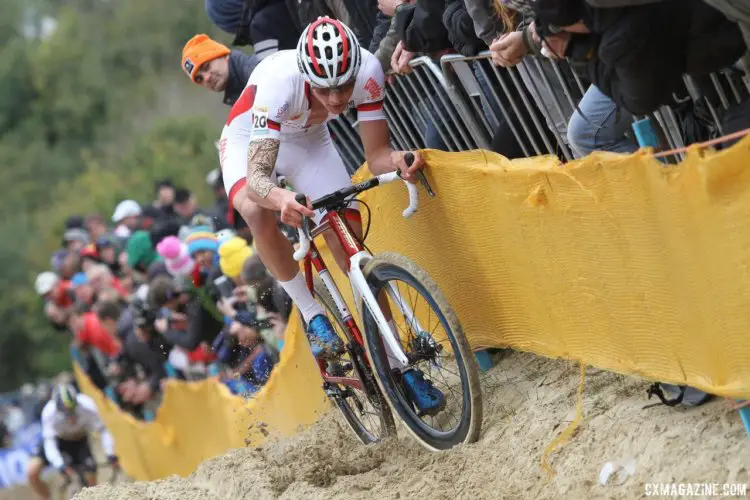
[329,113,365,175]
[384,56,489,152]
[329,51,750,170]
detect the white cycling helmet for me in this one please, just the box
[296,17,362,88]
[35,271,59,296]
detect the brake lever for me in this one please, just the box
[403,152,435,198]
[295,193,312,240]
[293,193,312,261]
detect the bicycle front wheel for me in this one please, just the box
[361,253,482,451]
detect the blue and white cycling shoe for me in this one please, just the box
[307,315,345,359]
[401,368,446,417]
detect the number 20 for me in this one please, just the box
[253,114,267,128]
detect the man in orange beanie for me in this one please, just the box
[181,34,261,106]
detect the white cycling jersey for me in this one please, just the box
[218,48,386,223]
[40,394,115,469]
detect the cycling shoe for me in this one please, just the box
[401,368,446,417]
[307,315,345,359]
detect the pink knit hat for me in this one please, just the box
[156,236,195,277]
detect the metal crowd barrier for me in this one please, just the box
[441,52,584,161]
[329,113,365,175]
[384,56,489,152]
[329,50,750,169]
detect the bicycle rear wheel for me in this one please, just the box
[314,278,396,444]
[361,253,482,451]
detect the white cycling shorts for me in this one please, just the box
[224,124,356,225]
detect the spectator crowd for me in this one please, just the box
[32,0,750,421]
[35,174,293,420]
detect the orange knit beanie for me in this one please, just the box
[181,34,231,83]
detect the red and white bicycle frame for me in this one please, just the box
[294,171,427,379]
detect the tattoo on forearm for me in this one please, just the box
[246,138,280,198]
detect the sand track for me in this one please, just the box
[66,352,749,499]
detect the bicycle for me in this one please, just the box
[294,154,482,451]
[57,460,121,499]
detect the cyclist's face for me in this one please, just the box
[310,82,355,115]
[194,56,230,92]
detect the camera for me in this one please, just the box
[131,296,157,331]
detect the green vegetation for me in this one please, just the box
[0,0,231,391]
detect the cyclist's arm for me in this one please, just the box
[41,407,66,470]
[79,395,115,458]
[359,119,394,176]
[245,137,288,210]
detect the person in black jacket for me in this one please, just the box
[205,0,300,58]
[532,0,746,115]
[149,274,225,353]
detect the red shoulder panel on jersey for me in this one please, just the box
[268,120,281,131]
[357,100,384,112]
[226,85,257,126]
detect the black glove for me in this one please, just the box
[107,455,120,467]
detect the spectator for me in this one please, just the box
[95,300,133,345]
[204,0,300,57]
[218,236,253,285]
[185,225,220,276]
[156,236,196,281]
[126,230,162,275]
[242,254,292,320]
[467,0,585,157]
[390,0,455,151]
[79,245,100,273]
[181,34,260,106]
[71,272,95,308]
[151,266,225,352]
[65,215,86,230]
[95,236,123,277]
[153,179,176,217]
[206,169,229,224]
[174,188,229,231]
[111,199,142,240]
[72,310,122,358]
[62,227,90,253]
[87,264,129,301]
[85,214,108,241]
[531,0,746,116]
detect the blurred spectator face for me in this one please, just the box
[173,195,196,219]
[99,245,116,264]
[122,215,139,230]
[230,321,259,347]
[85,215,107,240]
[194,56,230,92]
[87,265,113,292]
[67,239,85,253]
[81,257,98,273]
[310,83,355,115]
[75,283,94,305]
[61,253,82,279]
[44,301,67,325]
[99,315,116,337]
[194,249,214,270]
[158,185,175,206]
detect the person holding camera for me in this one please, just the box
[96,296,171,416]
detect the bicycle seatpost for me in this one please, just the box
[404,152,435,198]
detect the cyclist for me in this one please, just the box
[218,17,445,416]
[26,384,118,500]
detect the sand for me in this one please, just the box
[11,351,749,500]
